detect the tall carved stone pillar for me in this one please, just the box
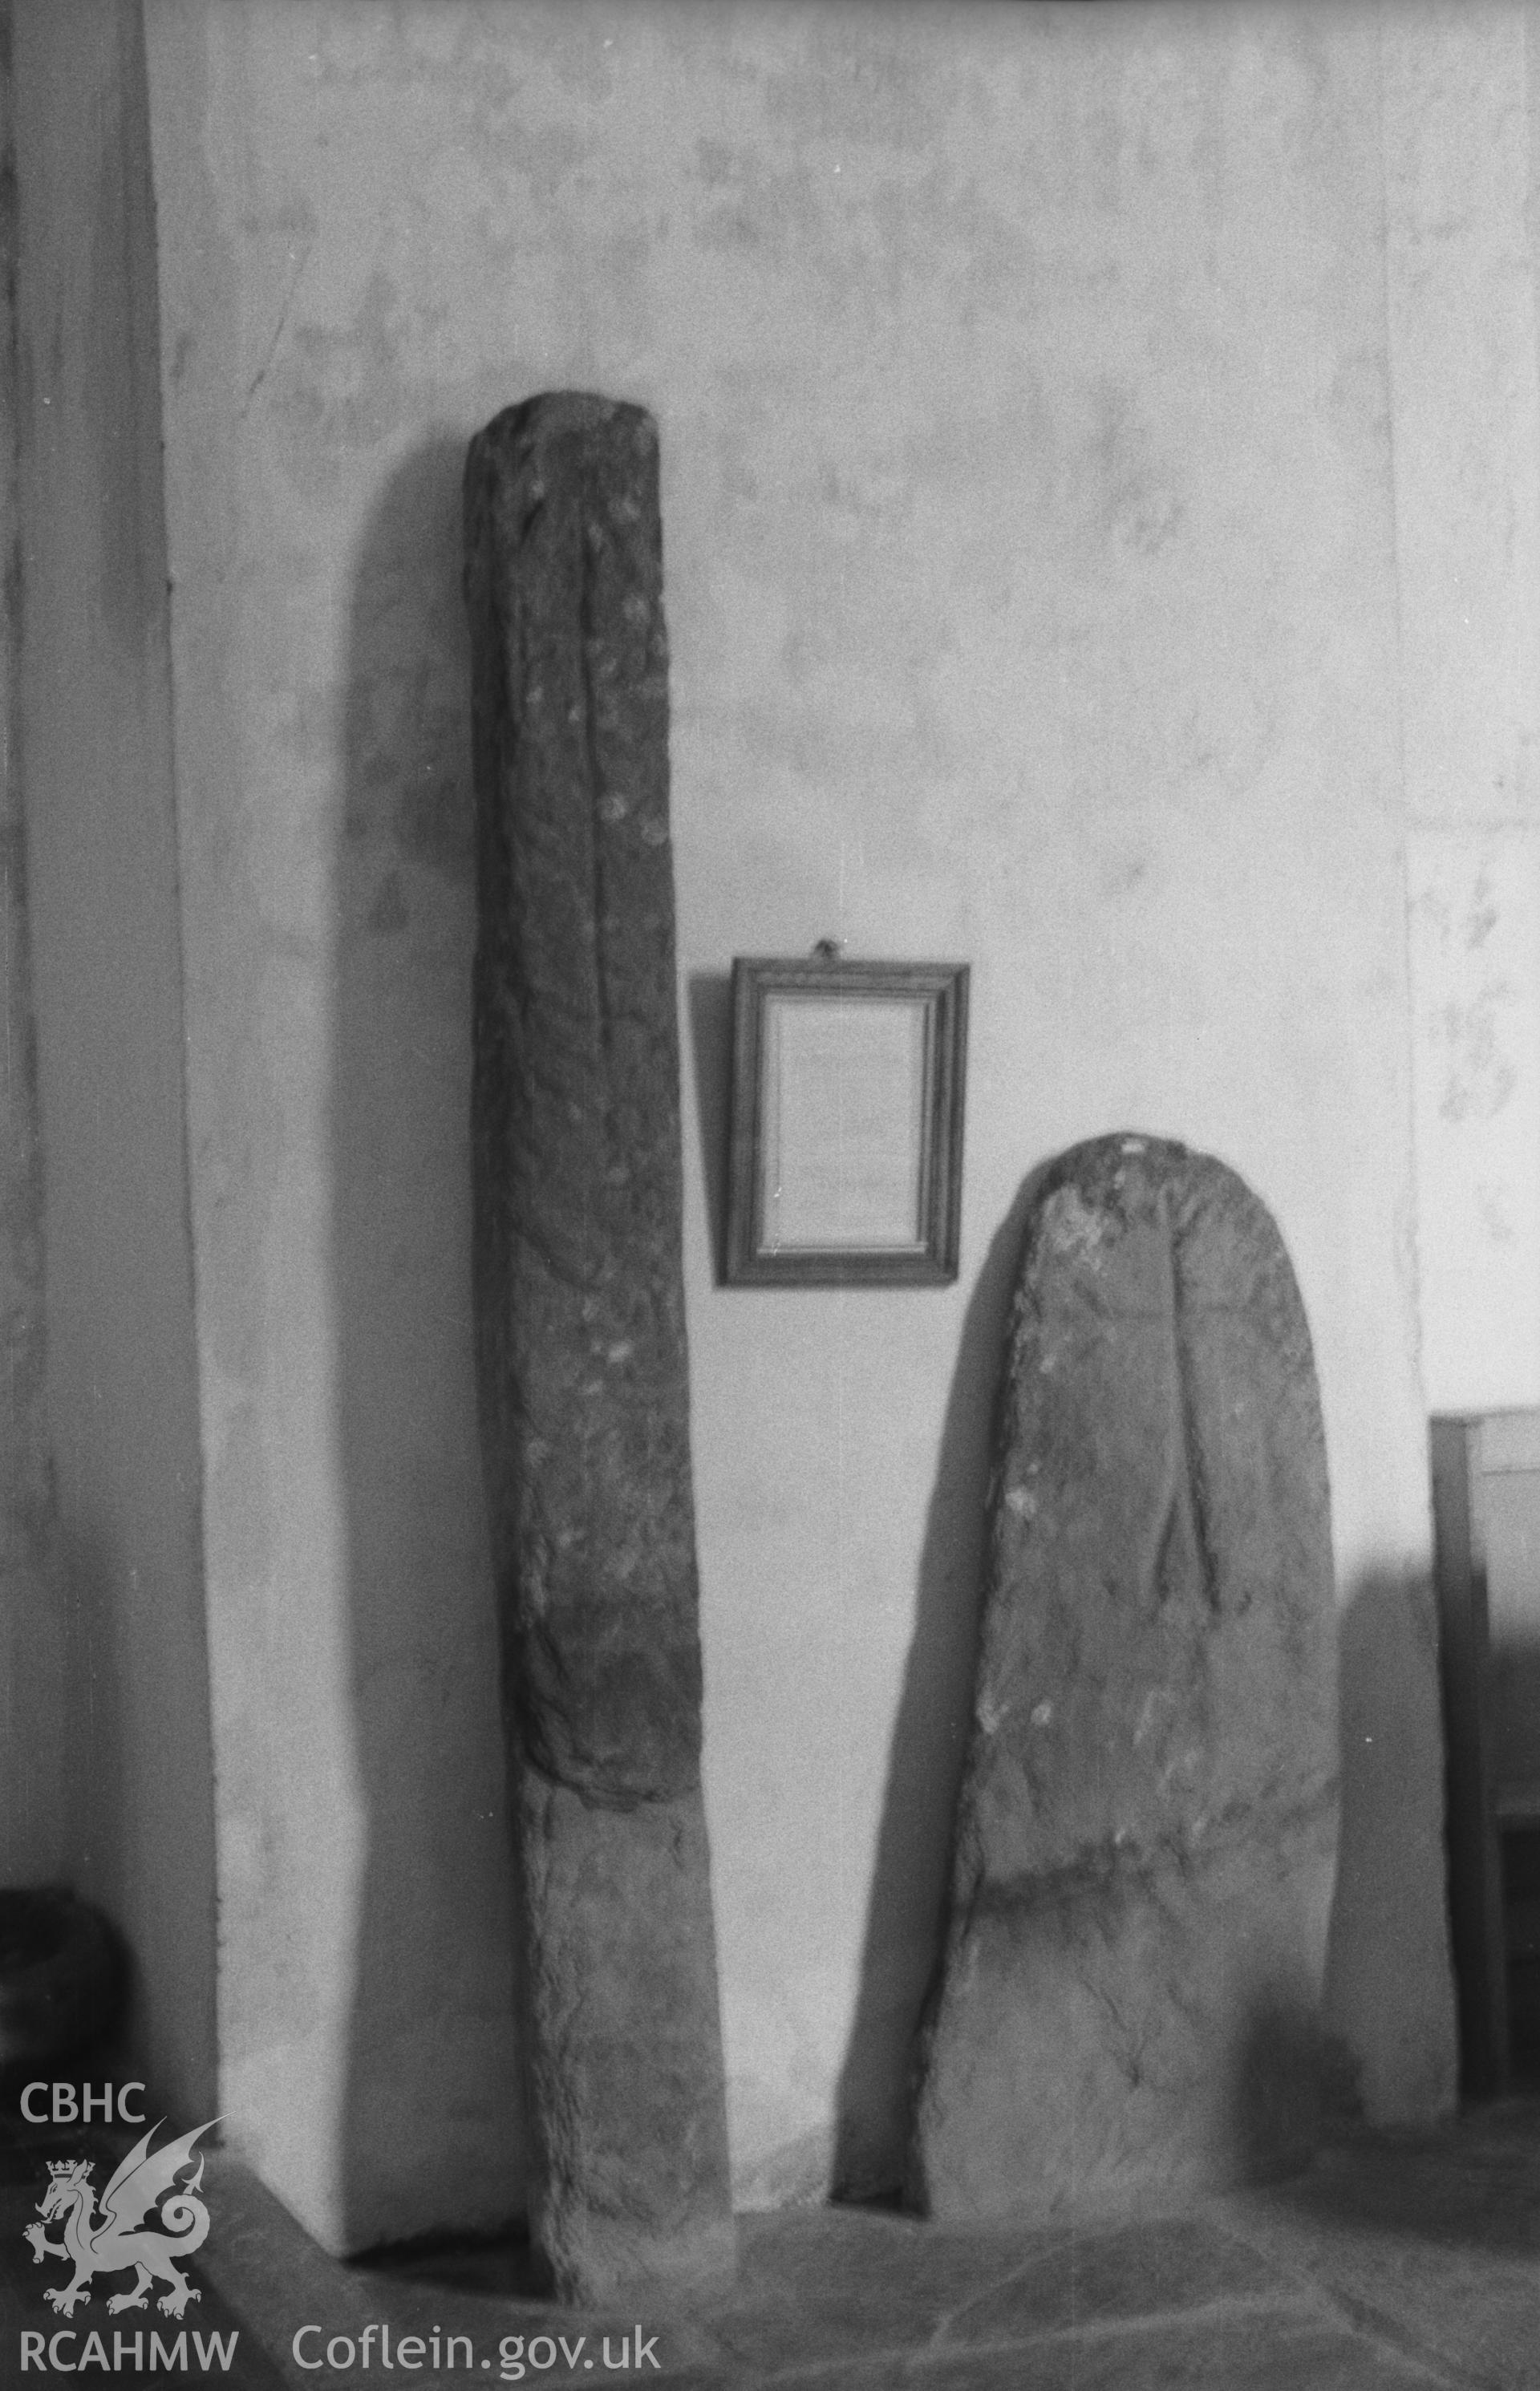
[464,395,734,2303]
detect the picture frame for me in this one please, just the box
[724,956,970,1286]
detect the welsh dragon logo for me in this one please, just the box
[23,2119,217,2319]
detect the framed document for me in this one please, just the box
[724,957,969,1286]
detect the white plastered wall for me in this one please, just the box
[129,0,1519,2237]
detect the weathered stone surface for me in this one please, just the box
[909,1135,1339,2223]
[465,392,733,2300]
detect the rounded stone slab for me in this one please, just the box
[909,1135,1339,2223]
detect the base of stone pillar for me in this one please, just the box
[539,2215,739,2311]
[518,1776,736,2304]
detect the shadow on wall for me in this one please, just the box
[687,973,733,1290]
[331,434,526,2251]
[1323,1567,1458,2125]
[828,1167,1052,2203]
[58,1528,127,1994]
[681,986,1050,2203]
[827,1168,1457,2203]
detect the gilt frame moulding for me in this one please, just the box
[724,955,970,1287]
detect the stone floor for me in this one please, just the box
[10,2101,1540,2387]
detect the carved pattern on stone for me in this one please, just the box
[465,392,733,2301]
[910,1135,1339,2224]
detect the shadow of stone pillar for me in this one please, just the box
[464,394,734,2303]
